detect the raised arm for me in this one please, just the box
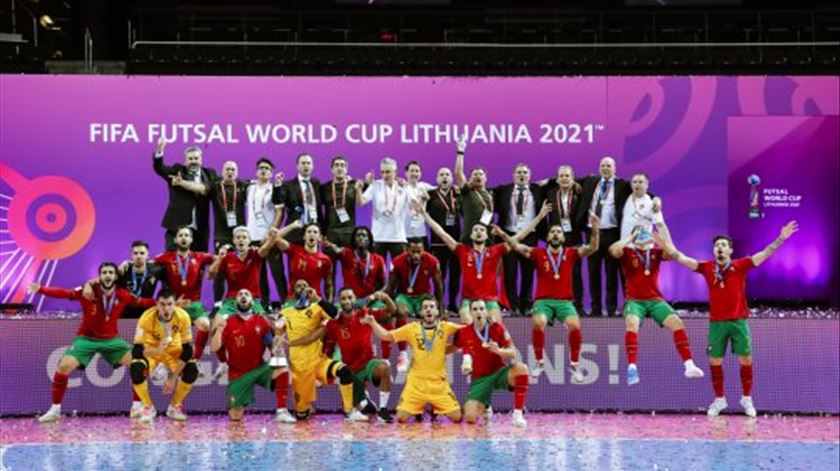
[207,245,229,280]
[432,265,444,309]
[454,135,467,187]
[578,213,601,257]
[210,317,226,353]
[357,172,375,206]
[320,236,343,257]
[257,228,280,258]
[360,312,395,342]
[609,227,639,259]
[417,200,457,251]
[487,340,517,361]
[651,231,699,271]
[751,220,798,267]
[511,201,551,243]
[274,220,303,252]
[28,283,78,300]
[368,291,397,317]
[489,225,513,253]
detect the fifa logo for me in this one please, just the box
[747,174,763,219]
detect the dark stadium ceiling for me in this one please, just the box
[1,0,838,74]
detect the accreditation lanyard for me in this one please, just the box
[436,188,456,214]
[332,180,348,209]
[556,190,573,220]
[221,181,238,212]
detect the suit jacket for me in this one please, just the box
[153,154,217,233]
[273,175,324,243]
[575,175,634,230]
[493,182,546,239]
[542,180,584,235]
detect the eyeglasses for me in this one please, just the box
[258,166,272,171]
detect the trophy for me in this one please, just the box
[747,174,762,219]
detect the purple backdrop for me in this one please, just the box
[1,317,837,415]
[1,75,838,310]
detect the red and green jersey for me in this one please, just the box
[286,244,332,298]
[154,250,215,301]
[455,243,508,300]
[696,257,755,322]
[220,314,272,381]
[218,249,264,299]
[323,308,387,372]
[620,247,665,301]
[454,321,512,380]
[38,285,153,339]
[530,247,580,300]
[391,251,439,295]
[337,248,385,299]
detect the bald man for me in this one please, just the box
[575,157,659,317]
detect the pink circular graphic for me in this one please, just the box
[7,175,96,261]
[34,202,68,233]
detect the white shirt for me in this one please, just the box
[590,177,618,229]
[505,185,536,233]
[246,181,277,241]
[620,193,664,239]
[404,181,435,238]
[297,175,317,223]
[362,180,410,243]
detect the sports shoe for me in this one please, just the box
[130,401,143,419]
[531,361,544,378]
[627,364,640,386]
[684,360,705,379]
[707,398,728,416]
[511,409,527,427]
[166,404,187,421]
[38,404,62,423]
[138,406,156,424]
[359,399,378,415]
[377,408,394,424]
[211,362,228,381]
[151,363,169,382]
[345,409,369,422]
[396,351,410,374]
[275,408,297,424]
[569,363,584,384]
[740,396,757,418]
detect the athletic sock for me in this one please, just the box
[194,329,209,360]
[532,327,545,362]
[673,329,693,362]
[568,329,583,364]
[339,383,354,414]
[395,317,408,352]
[625,331,638,365]
[710,364,725,397]
[51,372,69,405]
[379,391,390,409]
[740,364,753,397]
[132,381,153,407]
[513,374,529,410]
[171,380,193,407]
[275,371,289,408]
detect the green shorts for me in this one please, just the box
[532,299,578,326]
[467,366,511,407]
[354,298,385,310]
[460,299,501,313]
[623,300,675,327]
[707,319,752,357]
[64,336,131,369]
[395,294,425,317]
[352,359,386,404]
[218,298,267,317]
[185,301,209,322]
[227,362,275,410]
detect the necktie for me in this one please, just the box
[515,186,526,215]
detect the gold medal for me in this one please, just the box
[720,282,725,289]
[554,274,560,280]
[181,280,187,286]
[481,342,490,349]
[644,270,650,276]
[477,274,483,279]
[407,287,413,294]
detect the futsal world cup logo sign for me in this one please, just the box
[747,174,763,219]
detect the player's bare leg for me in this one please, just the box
[373,361,394,423]
[464,401,486,424]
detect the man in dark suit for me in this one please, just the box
[542,165,585,316]
[575,156,659,317]
[152,138,217,252]
[494,163,545,315]
[273,153,323,245]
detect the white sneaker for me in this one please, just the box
[130,401,143,419]
[707,397,728,416]
[569,363,584,384]
[275,408,297,424]
[138,406,156,424]
[531,361,544,378]
[38,404,62,423]
[740,396,757,418]
[166,404,187,421]
[211,363,228,381]
[511,409,527,427]
[345,409,369,422]
[485,406,494,422]
[151,363,169,382]
[396,352,410,374]
[684,360,705,379]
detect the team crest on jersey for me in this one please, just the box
[305,309,313,318]
[632,259,639,267]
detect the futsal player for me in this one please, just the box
[275,220,334,302]
[208,226,278,316]
[362,295,464,423]
[320,226,387,307]
[130,289,198,423]
[210,289,295,423]
[28,263,155,423]
[323,288,396,423]
[609,225,705,385]
[508,201,601,382]
[657,220,798,417]
[455,299,529,427]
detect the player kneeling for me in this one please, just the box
[210,289,295,423]
[455,299,529,427]
[363,295,463,424]
[130,289,198,423]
